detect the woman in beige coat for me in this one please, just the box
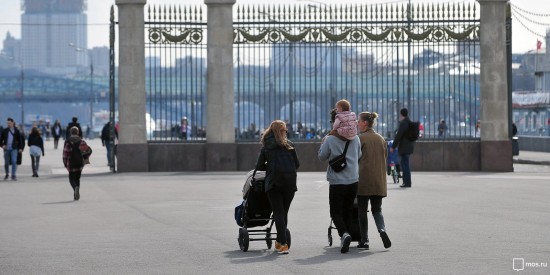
[356,112,391,250]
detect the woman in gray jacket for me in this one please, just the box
[357,112,391,250]
[318,118,361,253]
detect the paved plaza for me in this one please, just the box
[1,139,549,274]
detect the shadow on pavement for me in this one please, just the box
[42,200,76,205]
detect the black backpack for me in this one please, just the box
[70,141,84,168]
[407,121,420,141]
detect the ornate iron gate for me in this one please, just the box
[136,2,480,142]
[234,3,480,140]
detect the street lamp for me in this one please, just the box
[69,43,94,134]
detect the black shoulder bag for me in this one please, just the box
[329,140,350,172]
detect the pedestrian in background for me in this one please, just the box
[356,112,391,250]
[318,108,362,253]
[255,120,300,254]
[63,127,92,201]
[101,121,118,167]
[1,118,25,181]
[45,120,51,141]
[437,119,447,138]
[391,108,416,188]
[65,117,82,139]
[27,126,45,177]
[51,120,62,149]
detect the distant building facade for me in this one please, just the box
[20,0,87,75]
[512,30,550,136]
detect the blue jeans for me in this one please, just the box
[399,153,411,186]
[3,149,18,177]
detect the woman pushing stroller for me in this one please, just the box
[255,120,300,254]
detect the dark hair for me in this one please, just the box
[7,117,14,123]
[330,108,337,124]
[400,108,408,117]
[359,112,379,128]
[72,117,78,123]
[31,126,41,136]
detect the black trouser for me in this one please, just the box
[357,195,386,244]
[329,183,358,237]
[31,155,41,175]
[69,171,82,190]
[266,186,295,246]
[53,137,60,149]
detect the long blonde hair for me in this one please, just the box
[261,120,293,150]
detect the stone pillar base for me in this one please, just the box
[481,140,513,172]
[205,143,237,171]
[117,144,149,172]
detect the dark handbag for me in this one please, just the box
[16,151,22,165]
[329,140,350,172]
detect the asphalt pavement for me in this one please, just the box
[1,139,549,274]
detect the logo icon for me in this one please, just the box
[513,258,525,271]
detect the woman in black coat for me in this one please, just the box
[255,120,300,254]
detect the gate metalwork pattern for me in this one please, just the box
[141,2,480,142]
[234,3,480,140]
[145,5,207,141]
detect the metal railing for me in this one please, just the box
[141,2,482,142]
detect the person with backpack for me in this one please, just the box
[390,108,416,188]
[63,127,92,201]
[254,120,300,254]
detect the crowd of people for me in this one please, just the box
[252,99,417,255]
[1,116,118,201]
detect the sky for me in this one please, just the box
[0,0,548,54]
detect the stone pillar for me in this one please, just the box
[478,0,513,172]
[115,0,148,172]
[204,0,237,171]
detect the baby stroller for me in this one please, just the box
[386,140,401,184]
[327,198,361,246]
[235,170,291,252]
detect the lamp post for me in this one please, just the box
[20,67,24,125]
[69,43,94,134]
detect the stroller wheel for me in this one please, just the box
[239,228,249,252]
[286,228,291,248]
[266,232,272,249]
[328,227,333,246]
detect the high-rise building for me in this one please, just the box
[20,0,87,75]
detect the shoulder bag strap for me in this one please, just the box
[342,140,350,156]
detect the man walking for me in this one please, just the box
[101,121,118,167]
[65,117,83,139]
[390,108,416,188]
[1,118,25,180]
